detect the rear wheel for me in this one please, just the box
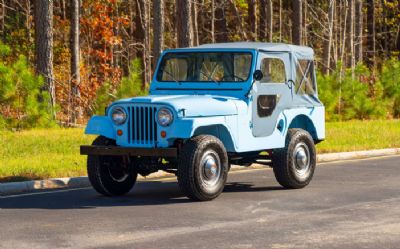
[87,136,137,196]
[177,135,229,201]
[272,129,316,189]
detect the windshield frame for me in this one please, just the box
[155,51,254,83]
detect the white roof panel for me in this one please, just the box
[176,42,314,60]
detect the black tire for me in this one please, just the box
[87,136,137,196]
[177,135,229,201]
[272,128,316,189]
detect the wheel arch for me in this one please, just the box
[288,115,318,141]
[192,124,236,152]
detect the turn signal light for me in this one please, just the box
[161,131,167,138]
[117,129,123,136]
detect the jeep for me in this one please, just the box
[80,42,325,201]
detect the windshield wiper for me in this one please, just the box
[199,70,219,84]
[200,63,222,84]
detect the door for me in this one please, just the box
[252,52,292,137]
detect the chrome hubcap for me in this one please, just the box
[105,157,130,183]
[293,142,311,180]
[108,167,129,182]
[200,150,221,188]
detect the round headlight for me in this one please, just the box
[111,107,127,125]
[157,108,173,127]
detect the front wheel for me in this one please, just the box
[87,136,138,196]
[272,129,316,189]
[177,135,229,201]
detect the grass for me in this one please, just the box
[0,119,399,182]
[319,119,400,153]
[0,129,93,182]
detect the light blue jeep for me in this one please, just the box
[81,42,325,201]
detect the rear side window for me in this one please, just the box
[296,60,316,95]
[260,58,286,83]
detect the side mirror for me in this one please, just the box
[253,70,263,81]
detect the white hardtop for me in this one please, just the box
[174,42,314,60]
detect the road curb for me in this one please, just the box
[1,148,399,195]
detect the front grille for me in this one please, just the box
[127,106,158,146]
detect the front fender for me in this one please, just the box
[85,115,116,140]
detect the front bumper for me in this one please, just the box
[80,145,178,158]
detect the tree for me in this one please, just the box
[70,0,80,123]
[153,0,164,66]
[346,0,355,70]
[135,0,151,88]
[259,0,272,42]
[214,0,228,42]
[292,0,302,45]
[354,0,363,64]
[191,0,199,46]
[176,0,191,47]
[247,0,257,40]
[228,0,247,41]
[322,0,334,74]
[34,0,55,117]
[366,0,375,68]
[266,0,273,42]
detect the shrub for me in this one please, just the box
[94,58,148,115]
[317,62,389,121]
[379,58,400,118]
[0,42,54,129]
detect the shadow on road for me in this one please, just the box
[0,180,284,210]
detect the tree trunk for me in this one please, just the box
[135,0,151,88]
[247,0,257,40]
[279,0,282,41]
[292,0,302,45]
[259,0,267,41]
[191,0,199,46]
[267,0,273,42]
[176,0,191,47]
[70,0,80,123]
[366,0,375,68]
[214,0,228,42]
[228,0,247,41]
[210,0,215,43]
[346,0,355,70]
[398,0,400,60]
[354,0,363,64]
[303,0,307,45]
[153,0,164,66]
[1,0,5,39]
[34,0,55,116]
[322,0,335,74]
[340,0,348,71]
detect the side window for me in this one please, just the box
[296,60,316,95]
[260,58,286,83]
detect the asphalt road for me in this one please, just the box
[1,156,400,249]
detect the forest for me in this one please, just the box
[0,0,399,129]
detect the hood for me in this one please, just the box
[114,95,240,117]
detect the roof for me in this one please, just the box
[176,42,314,60]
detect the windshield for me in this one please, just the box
[156,52,252,83]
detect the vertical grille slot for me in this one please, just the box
[128,105,157,146]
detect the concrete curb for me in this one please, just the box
[1,148,399,195]
[316,148,400,162]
